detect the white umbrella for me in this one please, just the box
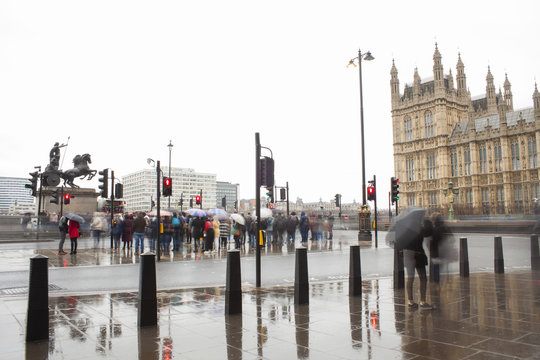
[230,213,245,225]
[147,209,173,217]
[207,208,229,220]
[64,213,85,223]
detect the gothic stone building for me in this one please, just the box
[391,44,540,215]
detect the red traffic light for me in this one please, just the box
[164,178,171,186]
[63,193,71,205]
[195,195,201,205]
[162,177,172,197]
[367,185,375,201]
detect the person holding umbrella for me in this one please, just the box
[68,219,80,255]
[396,207,433,310]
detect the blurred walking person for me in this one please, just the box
[299,212,309,246]
[112,215,123,250]
[90,212,105,248]
[57,215,69,255]
[122,214,133,250]
[286,212,299,249]
[219,218,230,249]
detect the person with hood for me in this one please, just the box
[286,212,299,248]
[58,215,69,255]
[122,214,134,250]
[112,215,124,250]
[68,219,80,255]
[299,211,309,245]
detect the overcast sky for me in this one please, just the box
[1,0,539,206]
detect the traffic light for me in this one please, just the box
[63,193,71,205]
[265,186,274,203]
[367,185,375,201]
[50,188,60,204]
[26,171,39,197]
[190,198,193,208]
[280,188,286,201]
[98,169,108,198]
[335,194,341,207]
[162,177,172,197]
[195,195,201,205]
[391,177,400,204]
[260,156,274,187]
[221,196,226,208]
[114,183,123,198]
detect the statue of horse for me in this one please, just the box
[61,153,97,188]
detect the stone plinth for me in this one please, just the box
[41,187,99,216]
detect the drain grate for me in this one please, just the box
[0,284,62,296]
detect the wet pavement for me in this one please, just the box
[2,272,539,359]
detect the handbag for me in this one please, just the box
[415,251,428,267]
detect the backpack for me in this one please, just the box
[58,216,68,232]
[172,217,180,228]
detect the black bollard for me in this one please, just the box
[494,236,504,274]
[225,250,242,315]
[294,247,309,305]
[459,237,470,278]
[531,235,540,271]
[26,255,49,342]
[138,252,157,327]
[349,245,362,296]
[393,247,404,290]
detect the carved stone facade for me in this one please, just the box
[391,44,540,215]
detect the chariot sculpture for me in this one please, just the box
[42,142,97,188]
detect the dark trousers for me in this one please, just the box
[70,237,78,253]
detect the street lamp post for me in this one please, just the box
[167,140,173,209]
[349,48,374,242]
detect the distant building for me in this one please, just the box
[0,176,35,214]
[391,44,540,215]
[122,167,216,213]
[216,182,239,210]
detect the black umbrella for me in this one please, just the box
[385,207,425,249]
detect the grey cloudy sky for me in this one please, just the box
[1,0,539,205]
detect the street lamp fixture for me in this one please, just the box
[349,48,374,242]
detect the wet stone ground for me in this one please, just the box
[1,272,539,359]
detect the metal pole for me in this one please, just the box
[36,172,43,241]
[110,171,115,249]
[60,186,64,218]
[286,181,290,216]
[374,175,378,248]
[255,133,261,288]
[358,49,367,206]
[156,161,161,261]
[199,189,202,209]
[168,140,173,209]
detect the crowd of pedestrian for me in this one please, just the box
[57,210,340,256]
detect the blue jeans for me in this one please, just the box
[134,232,144,252]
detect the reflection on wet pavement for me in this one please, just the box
[0,237,354,272]
[1,272,539,359]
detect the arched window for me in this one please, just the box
[424,111,433,137]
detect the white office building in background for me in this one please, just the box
[122,167,216,214]
[0,176,35,214]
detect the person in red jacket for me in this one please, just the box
[68,220,80,255]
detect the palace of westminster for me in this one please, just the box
[391,44,540,215]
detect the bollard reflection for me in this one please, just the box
[349,296,363,347]
[294,304,309,359]
[138,326,160,360]
[25,339,49,360]
[225,313,243,360]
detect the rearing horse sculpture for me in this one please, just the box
[61,153,97,188]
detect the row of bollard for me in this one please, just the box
[26,235,540,341]
[393,234,540,288]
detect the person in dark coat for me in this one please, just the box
[402,218,432,310]
[122,214,133,249]
[430,214,452,283]
[191,216,206,252]
[299,212,309,245]
[112,215,123,249]
[204,217,215,252]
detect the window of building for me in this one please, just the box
[514,185,523,213]
[424,111,433,137]
[528,137,537,169]
[493,142,502,172]
[496,187,505,214]
[428,192,437,208]
[406,156,415,181]
[481,188,490,215]
[532,183,540,200]
[479,145,487,173]
[463,148,471,175]
[407,193,416,206]
[404,117,413,141]
[426,153,436,179]
[450,149,459,177]
[465,189,473,205]
[511,141,520,170]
